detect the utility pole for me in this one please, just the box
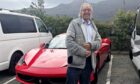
[123,0,126,11]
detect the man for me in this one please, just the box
[66,3,101,84]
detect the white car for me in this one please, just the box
[129,7,140,78]
[0,9,52,74]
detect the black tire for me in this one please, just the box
[138,70,140,79]
[129,49,133,60]
[9,52,23,75]
[106,48,111,62]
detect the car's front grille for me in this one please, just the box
[46,78,66,84]
[18,73,36,83]
[17,73,66,84]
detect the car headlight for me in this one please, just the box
[17,56,25,66]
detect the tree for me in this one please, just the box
[38,0,44,8]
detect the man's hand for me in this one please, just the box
[86,50,91,57]
[83,43,91,51]
[83,43,92,57]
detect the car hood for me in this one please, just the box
[24,48,67,68]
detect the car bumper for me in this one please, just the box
[16,65,67,84]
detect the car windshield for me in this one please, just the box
[48,35,66,49]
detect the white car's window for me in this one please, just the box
[136,12,140,35]
[0,14,36,33]
[36,18,48,33]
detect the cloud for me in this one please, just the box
[86,0,105,3]
[0,0,106,10]
[0,0,31,10]
[44,0,74,8]
[45,0,73,4]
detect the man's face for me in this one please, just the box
[81,5,92,21]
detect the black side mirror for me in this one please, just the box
[128,23,134,36]
[45,43,49,48]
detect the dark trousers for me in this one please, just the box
[66,57,92,84]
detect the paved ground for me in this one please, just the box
[111,55,140,84]
[97,61,109,84]
[0,54,140,84]
[0,70,15,84]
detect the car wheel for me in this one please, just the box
[106,48,111,62]
[9,52,23,75]
[129,49,133,60]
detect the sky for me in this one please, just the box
[0,0,106,10]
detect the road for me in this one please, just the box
[0,54,140,84]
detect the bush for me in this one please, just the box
[95,22,113,38]
[95,10,135,51]
[43,16,72,36]
[112,10,135,51]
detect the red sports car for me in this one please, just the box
[16,33,111,84]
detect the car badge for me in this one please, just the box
[50,49,54,53]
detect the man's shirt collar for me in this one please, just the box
[81,18,91,25]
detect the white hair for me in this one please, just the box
[79,3,93,19]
